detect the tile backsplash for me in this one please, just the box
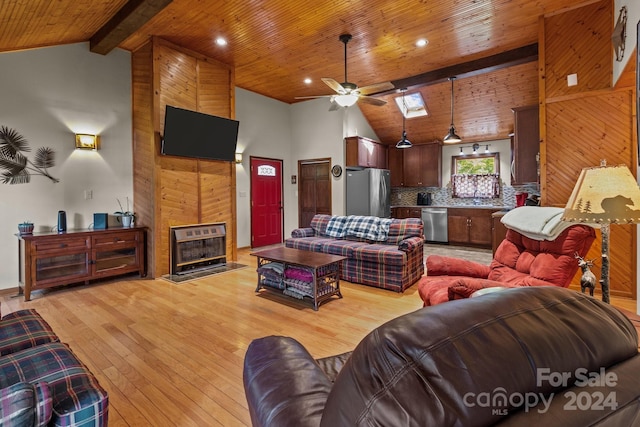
[391,181,539,208]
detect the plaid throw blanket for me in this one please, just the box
[344,216,392,241]
[325,216,348,238]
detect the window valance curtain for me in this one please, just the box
[452,174,500,198]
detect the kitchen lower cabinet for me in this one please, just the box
[391,207,422,219]
[447,208,500,248]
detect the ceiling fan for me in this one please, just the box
[295,34,394,110]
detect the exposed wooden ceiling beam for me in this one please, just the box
[90,0,173,55]
[374,43,539,95]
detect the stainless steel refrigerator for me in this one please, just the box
[346,168,391,218]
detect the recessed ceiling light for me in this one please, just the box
[416,39,428,47]
[215,37,228,46]
[304,78,312,84]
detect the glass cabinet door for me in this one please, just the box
[94,247,137,274]
[36,253,89,282]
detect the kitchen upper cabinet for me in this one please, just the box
[511,105,539,185]
[448,208,500,248]
[402,143,442,187]
[345,136,387,169]
[388,147,404,187]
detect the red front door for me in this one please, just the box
[251,157,284,248]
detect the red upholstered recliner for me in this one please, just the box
[418,224,596,306]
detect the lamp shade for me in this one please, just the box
[75,134,99,150]
[443,126,462,143]
[334,94,358,107]
[396,131,412,148]
[563,163,640,224]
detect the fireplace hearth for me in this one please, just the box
[170,223,226,275]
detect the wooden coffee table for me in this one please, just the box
[250,246,345,310]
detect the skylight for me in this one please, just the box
[394,92,428,118]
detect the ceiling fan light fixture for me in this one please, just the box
[334,94,359,107]
[443,76,462,144]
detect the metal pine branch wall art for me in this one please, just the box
[0,126,59,184]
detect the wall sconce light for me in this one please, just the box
[75,134,99,150]
[235,152,243,164]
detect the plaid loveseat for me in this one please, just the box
[0,308,108,426]
[285,215,424,292]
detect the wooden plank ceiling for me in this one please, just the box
[0,0,602,144]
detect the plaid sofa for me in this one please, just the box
[0,308,108,426]
[285,215,424,292]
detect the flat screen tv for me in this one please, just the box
[162,105,239,162]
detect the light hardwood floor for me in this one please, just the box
[1,246,637,426]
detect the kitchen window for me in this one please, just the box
[451,153,500,198]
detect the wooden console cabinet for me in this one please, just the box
[17,227,146,301]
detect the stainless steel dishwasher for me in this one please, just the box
[422,207,448,242]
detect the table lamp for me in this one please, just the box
[562,160,640,303]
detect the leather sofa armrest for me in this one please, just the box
[243,336,332,427]
[0,382,52,427]
[315,351,352,383]
[426,255,491,278]
[398,236,424,252]
[291,227,314,238]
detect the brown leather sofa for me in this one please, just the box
[243,287,640,426]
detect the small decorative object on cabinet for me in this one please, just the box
[115,197,136,227]
[17,226,146,301]
[18,221,34,235]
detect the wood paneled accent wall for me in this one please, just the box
[539,0,636,299]
[132,37,237,278]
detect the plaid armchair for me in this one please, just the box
[0,309,108,426]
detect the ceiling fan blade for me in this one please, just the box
[358,96,387,106]
[357,81,395,96]
[322,78,346,94]
[294,95,334,100]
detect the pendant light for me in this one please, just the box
[396,89,412,149]
[443,76,462,143]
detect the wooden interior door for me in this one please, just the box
[298,159,331,228]
[250,157,283,248]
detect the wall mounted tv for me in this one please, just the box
[161,105,239,162]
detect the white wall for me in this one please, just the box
[0,43,132,290]
[234,88,293,248]
[234,91,378,248]
[289,98,377,228]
